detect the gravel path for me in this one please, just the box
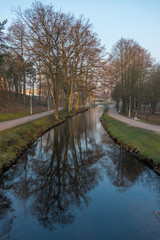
[108,105,160,134]
[0,108,63,132]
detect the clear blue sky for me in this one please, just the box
[1,0,160,62]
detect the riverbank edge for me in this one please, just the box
[0,105,94,176]
[100,109,160,175]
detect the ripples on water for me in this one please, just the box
[0,106,160,240]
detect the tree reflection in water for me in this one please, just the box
[101,148,146,192]
[0,109,105,232]
[0,192,15,239]
[0,106,159,238]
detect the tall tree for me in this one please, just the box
[8,20,28,104]
[109,38,152,115]
[15,1,105,118]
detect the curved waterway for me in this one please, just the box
[0,106,160,240]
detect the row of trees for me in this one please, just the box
[1,2,159,118]
[0,1,106,119]
[108,38,160,115]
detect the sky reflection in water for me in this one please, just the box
[0,106,160,240]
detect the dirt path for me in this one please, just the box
[0,108,63,132]
[108,105,160,134]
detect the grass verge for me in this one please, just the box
[100,111,160,169]
[0,109,51,122]
[137,114,160,126]
[0,112,29,122]
[0,107,88,175]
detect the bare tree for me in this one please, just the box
[13,1,105,118]
[109,38,152,115]
[7,20,30,104]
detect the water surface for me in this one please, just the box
[0,106,160,240]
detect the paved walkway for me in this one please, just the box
[0,108,63,132]
[108,105,160,134]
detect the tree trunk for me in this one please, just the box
[32,82,34,100]
[83,89,87,108]
[23,70,26,105]
[52,74,59,120]
[53,96,59,120]
[68,80,74,113]
[75,91,79,110]
[39,74,42,104]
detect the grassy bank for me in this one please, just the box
[0,107,89,175]
[100,110,160,168]
[0,112,30,122]
[137,114,160,126]
[0,90,49,122]
[0,109,52,122]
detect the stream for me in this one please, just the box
[0,106,160,240]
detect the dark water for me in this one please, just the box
[0,106,160,240]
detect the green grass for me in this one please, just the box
[104,103,109,112]
[100,112,160,164]
[0,114,64,171]
[0,107,90,174]
[137,115,160,126]
[0,112,29,122]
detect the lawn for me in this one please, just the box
[0,112,29,122]
[100,112,160,164]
